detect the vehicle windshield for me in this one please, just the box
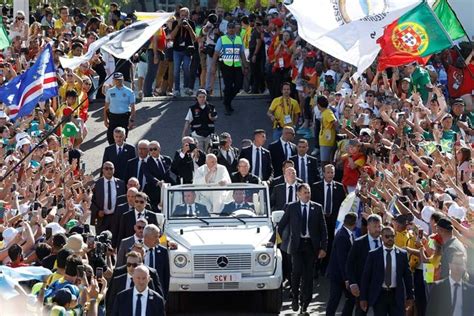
[167,186,269,219]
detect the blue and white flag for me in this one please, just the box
[0,265,52,300]
[335,191,359,233]
[0,43,58,120]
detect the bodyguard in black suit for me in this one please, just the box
[426,252,474,316]
[290,139,320,185]
[326,212,357,316]
[346,214,383,316]
[268,126,297,177]
[277,183,328,315]
[268,160,302,194]
[231,158,260,184]
[102,127,136,181]
[126,141,156,190]
[311,164,346,274]
[360,226,414,316]
[216,132,240,174]
[220,190,254,216]
[171,137,206,184]
[91,162,126,233]
[111,265,165,316]
[239,129,273,181]
[270,167,299,211]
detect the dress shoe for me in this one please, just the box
[291,299,299,312]
[300,305,308,315]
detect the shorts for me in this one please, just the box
[319,145,335,162]
[136,61,147,79]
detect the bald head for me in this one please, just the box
[132,265,150,292]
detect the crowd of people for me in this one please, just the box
[0,1,473,316]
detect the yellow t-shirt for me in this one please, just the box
[395,230,420,271]
[268,96,300,129]
[59,83,82,102]
[319,108,337,147]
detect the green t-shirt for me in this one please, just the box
[410,66,431,103]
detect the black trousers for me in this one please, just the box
[270,67,291,99]
[250,57,265,93]
[414,269,427,316]
[96,214,114,234]
[107,112,130,145]
[326,279,355,316]
[291,239,316,307]
[373,289,403,316]
[354,298,368,316]
[281,249,292,285]
[220,64,243,110]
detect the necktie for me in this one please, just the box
[302,204,308,236]
[135,293,142,316]
[107,180,112,210]
[138,160,144,185]
[137,212,143,220]
[118,146,122,156]
[374,239,379,248]
[300,157,307,183]
[385,249,392,288]
[157,158,165,176]
[255,148,261,177]
[226,150,232,164]
[284,143,289,158]
[138,239,143,244]
[325,183,332,215]
[452,283,460,312]
[288,185,293,203]
[188,205,193,216]
[130,278,134,288]
[148,248,155,267]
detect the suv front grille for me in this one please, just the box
[194,253,252,271]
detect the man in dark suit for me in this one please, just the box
[142,224,170,298]
[145,140,175,211]
[360,226,414,316]
[326,212,357,316]
[268,126,297,178]
[102,127,136,181]
[116,217,147,267]
[290,139,320,185]
[231,158,260,184]
[111,265,165,316]
[116,192,159,245]
[90,161,126,233]
[116,177,141,206]
[172,191,210,217]
[271,167,300,211]
[106,251,163,316]
[346,214,383,316]
[268,160,302,194]
[277,183,328,315]
[220,190,254,216]
[113,187,139,248]
[171,136,206,184]
[311,164,346,274]
[126,140,156,190]
[239,129,273,181]
[426,252,474,316]
[216,132,240,175]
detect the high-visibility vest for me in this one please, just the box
[220,35,242,67]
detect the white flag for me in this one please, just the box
[60,12,173,70]
[285,0,421,76]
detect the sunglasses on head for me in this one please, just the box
[126,262,139,268]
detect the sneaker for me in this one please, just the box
[173,90,181,97]
[184,88,193,96]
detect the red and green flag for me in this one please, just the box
[377,2,452,71]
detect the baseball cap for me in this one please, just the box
[113,72,124,80]
[196,88,207,96]
[451,98,465,106]
[437,217,453,231]
[359,128,373,136]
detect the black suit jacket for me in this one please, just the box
[277,201,328,255]
[102,143,136,181]
[145,155,175,209]
[270,182,300,211]
[360,246,414,308]
[217,147,240,174]
[90,177,126,224]
[327,226,352,282]
[268,139,296,177]
[112,203,133,248]
[346,234,372,287]
[111,288,165,316]
[126,157,156,189]
[239,145,273,181]
[221,201,254,216]
[111,265,161,293]
[290,154,320,185]
[172,203,210,217]
[231,172,260,184]
[116,209,159,246]
[426,277,474,316]
[146,245,170,298]
[311,180,346,232]
[171,149,206,184]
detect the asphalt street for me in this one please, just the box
[82,95,345,315]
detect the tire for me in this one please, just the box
[262,286,283,314]
[167,292,181,314]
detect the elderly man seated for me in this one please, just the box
[220,190,255,216]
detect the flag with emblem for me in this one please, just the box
[377,2,453,70]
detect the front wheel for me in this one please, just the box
[262,286,283,314]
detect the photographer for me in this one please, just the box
[182,89,217,152]
[202,13,221,95]
[215,132,239,174]
[169,7,197,97]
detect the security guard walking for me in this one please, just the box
[211,21,249,116]
[103,72,136,144]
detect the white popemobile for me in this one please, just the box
[159,183,284,313]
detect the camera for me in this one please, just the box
[208,13,218,25]
[209,134,220,154]
[182,18,189,26]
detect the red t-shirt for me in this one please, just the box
[447,64,474,98]
[342,152,366,187]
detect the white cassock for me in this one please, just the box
[193,164,231,213]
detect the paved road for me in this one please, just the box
[82,95,345,315]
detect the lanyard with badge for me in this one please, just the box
[280,97,293,125]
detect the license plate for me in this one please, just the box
[205,273,241,283]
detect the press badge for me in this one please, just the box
[284,115,292,124]
[278,57,284,68]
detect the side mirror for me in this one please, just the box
[156,213,165,230]
[271,210,284,225]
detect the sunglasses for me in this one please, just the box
[366,95,374,97]
[17,17,25,20]
[103,166,114,170]
[149,148,159,151]
[136,225,145,230]
[126,262,139,268]
[135,200,145,204]
[383,234,395,239]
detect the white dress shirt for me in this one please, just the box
[382,246,397,288]
[286,182,297,204]
[185,204,196,216]
[143,246,155,267]
[126,273,133,288]
[368,234,381,250]
[324,180,333,214]
[220,148,234,164]
[134,234,143,244]
[132,286,148,316]
[300,202,310,238]
[103,178,117,214]
[116,144,123,155]
[137,158,148,187]
[449,277,463,316]
[134,209,145,221]
[251,144,263,178]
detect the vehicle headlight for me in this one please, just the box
[257,252,271,266]
[174,254,188,268]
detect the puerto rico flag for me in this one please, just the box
[0,43,58,120]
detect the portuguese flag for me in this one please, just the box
[377,2,452,71]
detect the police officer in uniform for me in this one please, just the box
[182,89,218,152]
[211,21,249,116]
[103,72,136,144]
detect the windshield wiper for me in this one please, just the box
[192,215,209,225]
[230,214,247,224]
